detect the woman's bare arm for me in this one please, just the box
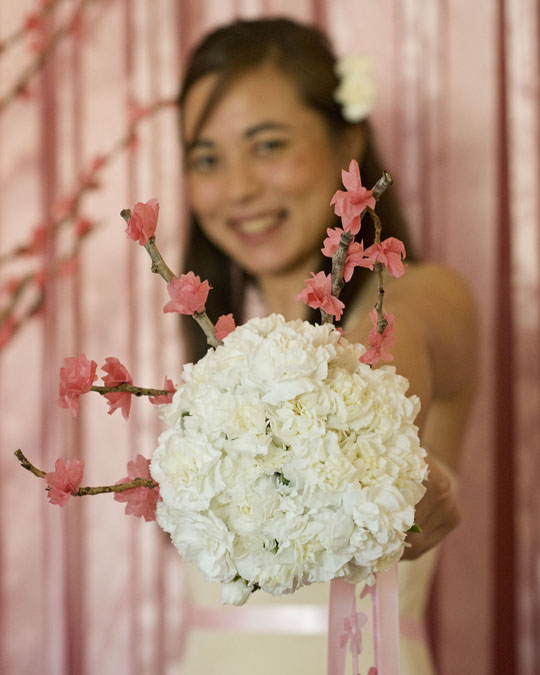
[345,263,478,559]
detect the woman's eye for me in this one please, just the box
[188,154,219,172]
[254,139,287,156]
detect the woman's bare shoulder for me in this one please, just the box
[387,262,478,395]
[388,262,474,310]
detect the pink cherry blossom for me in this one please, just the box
[25,11,45,34]
[125,198,160,245]
[321,227,345,257]
[321,228,375,282]
[114,454,160,521]
[342,241,376,281]
[59,257,78,278]
[2,277,21,295]
[330,160,376,235]
[78,154,106,190]
[21,222,48,256]
[363,237,407,278]
[163,272,211,315]
[360,310,395,365]
[102,357,133,420]
[52,194,77,221]
[149,377,176,405]
[35,268,48,290]
[128,101,151,124]
[75,218,93,239]
[295,271,345,320]
[214,313,236,340]
[45,458,85,506]
[0,317,17,350]
[58,354,98,416]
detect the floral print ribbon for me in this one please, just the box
[328,565,400,675]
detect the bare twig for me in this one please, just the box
[193,311,221,348]
[90,383,171,398]
[371,171,393,201]
[330,230,354,299]
[367,207,388,334]
[74,479,158,496]
[14,449,45,478]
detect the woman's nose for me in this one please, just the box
[224,158,262,204]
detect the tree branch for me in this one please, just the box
[90,383,171,397]
[14,449,158,494]
[119,215,221,349]
[0,0,101,116]
[193,311,221,348]
[14,449,45,478]
[322,171,394,326]
[0,0,68,56]
[367,207,388,334]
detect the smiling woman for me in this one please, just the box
[176,16,477,675]
[183,66,352,286]
[179,18,416,366]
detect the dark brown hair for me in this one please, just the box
[179,17,415,362]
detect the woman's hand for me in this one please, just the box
[402,454,461,560]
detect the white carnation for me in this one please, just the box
[334,54,377,123]
[151,314,427,604]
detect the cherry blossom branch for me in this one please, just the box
[0,0,68,56]
[0,0,102,116]
[120,211,221,349]
[0,274,33,325]
[368,207,388,334]
[0,97,175,269]
[192,311,221,348]
[90,383,171,398]
[0,222,96,350]
[14,449,158,493]
[74,479,158,496]
[14,449,45,478]
[330,171,393,301]
[0,101,176,348]
[329,230,354,299]
[371,171,393,201]
[318,171,394,326]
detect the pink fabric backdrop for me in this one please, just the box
[0,1,538,673]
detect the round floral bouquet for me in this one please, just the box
[16,161,427,615]
[150,313,427,605]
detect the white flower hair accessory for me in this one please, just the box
[334,54,376,123]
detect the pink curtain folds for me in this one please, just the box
[0,1,538,673]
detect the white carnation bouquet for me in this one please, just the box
[151,314,426,605]
[17,161,428,616]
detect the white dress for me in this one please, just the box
[180,551,438,674]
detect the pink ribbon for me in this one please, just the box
[373,566,400,674]
[327,578,356,675]
[327,566,400,675]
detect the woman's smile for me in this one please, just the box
[227,209,287,240]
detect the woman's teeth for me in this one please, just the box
[237,212,284,234]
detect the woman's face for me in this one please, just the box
[182,64,350,278]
